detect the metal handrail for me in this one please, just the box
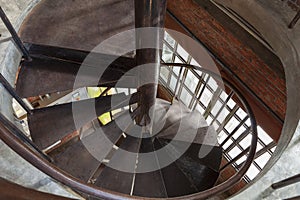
[0,62,257,199]
[162,63,258,196]
[0,4,257,199]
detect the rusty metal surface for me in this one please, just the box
[16,44,137,98]
[133,136,167,198]
[153,139,198,197]
[19,0,134,52]
[0,7,31,61]
[49,117,128,182]
[159,139,221,192]
[28,93,135,149]
[0,177,74,200]
[2,0,259,197]
[24,42,136,71]
[0,79,258,199]
[49,136,101,182]
[94,135,141,195]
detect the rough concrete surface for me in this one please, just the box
[0,1,80,198]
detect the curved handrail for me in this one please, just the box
[161,63,258,197]
[0,63,257,200]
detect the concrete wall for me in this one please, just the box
[0,1,80,198]
[0,0,40,119]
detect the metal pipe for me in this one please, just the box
[220,147,250,171]
[284,195,300,200]
[134,0,167,126]
[288,11,300,29]
[210,91,234,125]
[100,87,111,97]
[0,7,31,61]
[220,117,249,147]
[0,73,32,114]
[271,173,300,190]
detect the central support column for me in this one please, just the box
[134,0,167,128]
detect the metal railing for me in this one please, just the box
[161,62,258,195]
[0,63,258,200]
[0,7,49,161]
[0,5,258,200]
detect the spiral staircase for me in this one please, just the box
[8,40,226,199]
[0,0,262,199]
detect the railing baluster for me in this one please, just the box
[224,127,251,153]
[211,91,234,125]
[288,10,300,29]
[220,147,250,171]
[0,7,31,61]
[203,87,222,119]
[220,116,249,147]
[100,87,111,97]
[0,73,32,114]
[0,36,12,44]
[271,173,300,190]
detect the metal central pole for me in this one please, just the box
[134,0,167,127]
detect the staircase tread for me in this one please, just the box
[49,136,101,182]
[16,55,136,98]
[24,42,135,67]
[157,110,217,145]
[133,136,168,198]
[156,138,221,194]
[161,100,191,129]
[94,135,141,195]
[158,138,222,173]
[153,139,198,197]
[28,93,133,149]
